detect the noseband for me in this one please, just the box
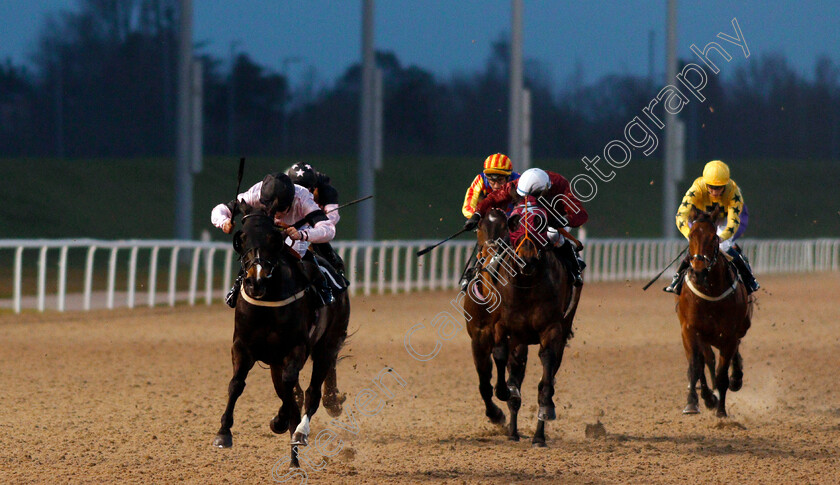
[239,213,282,279]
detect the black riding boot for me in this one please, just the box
[663,257,690,294]
[313,242,349,286]
[305,253,334,306]
[556,240,583,287]
[727,247,760,294]
[314,242,346,275]
[225,269,245,308]
[459,245,479,291]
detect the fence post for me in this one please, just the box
[58,246,68,312]
[13,246,23,314]
[128,246,139,309]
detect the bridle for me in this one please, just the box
[239,213,283,279]
[689,243,719,273]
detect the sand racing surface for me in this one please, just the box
[1,273,839,484]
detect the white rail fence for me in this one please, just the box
[1,238,838,313]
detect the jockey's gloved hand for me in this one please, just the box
[463,213,481,231]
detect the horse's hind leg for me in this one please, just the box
[506,343,528,441]
[729,346,744,392]
[213,339,255,448]
[471,338,505,425]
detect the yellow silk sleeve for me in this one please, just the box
[719,184,744,241]
[675,180,702,239]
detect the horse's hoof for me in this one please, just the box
[495,385,511,402]
[729,378,743,392]
[531,440,547,448]
[486,406,506,425]
[538,406,556,421]
[703,394,719,410]
[270,416,289,435]
[683,403,700,415]
[716,409,728,418]
[508,433,520,442]
[324,392,346,417]
[291,432,308,446]
[212,433,233,448]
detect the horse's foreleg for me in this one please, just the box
[492,336,510,402]
[506,342,528,441]
[471,337,505,425]
[681,331,702,415]
[729,346,744,392]
[322,366,346,418]
[533,331,566,448]
[213,339,255,448]
[271,346,306,468]
[699,344,718,410]
[714,347,735,418]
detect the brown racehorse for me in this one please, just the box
[212,203,349,468]
[677,206,752,417]
[464,208,512,426]
[474,204,582,447]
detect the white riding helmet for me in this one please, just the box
[516,168,551,197]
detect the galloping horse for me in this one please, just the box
[464,208,512,426]
[677,206,752,417]
[473,203,582,446]
[212,203,350,468]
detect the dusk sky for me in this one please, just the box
[2,1,839,90]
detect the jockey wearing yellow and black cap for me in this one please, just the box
[664,160,759,294]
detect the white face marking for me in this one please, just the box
[294,414,310,435]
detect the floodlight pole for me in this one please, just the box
[174,0,194,240]
[358,0,376,240]
[508,0,525,168]
[662,0,679,239]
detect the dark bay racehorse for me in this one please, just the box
[212,203,349,468]
[677,207,752,417]
[471,205,581,446]
[464,209,512,426]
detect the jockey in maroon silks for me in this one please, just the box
[464,168,589,287]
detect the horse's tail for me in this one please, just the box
[562,283,581,321]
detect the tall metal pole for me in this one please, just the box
[357,0,375,240]
[174,0,193,240]
[508,0,524,167]
[662,0,678,239]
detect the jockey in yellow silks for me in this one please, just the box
[664,160,760,294]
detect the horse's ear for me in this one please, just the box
[710,205,724,222]
[687,206,700,222]
[232,230,244,254]
[508,214,522,232]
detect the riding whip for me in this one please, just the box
[416,227,470,257]
[642,246,688,291]
[232,157,246,215]
[325,195,373,213]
